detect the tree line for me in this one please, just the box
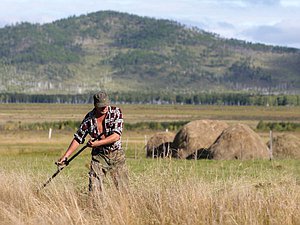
[3,118,300,133]
[0,92,299,106]
[0,120,189,132]
[256,121,300,132]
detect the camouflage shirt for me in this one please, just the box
[74,106,123,151]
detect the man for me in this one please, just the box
[57,91,127,192]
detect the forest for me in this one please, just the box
[0,92,299,106]
[0,11,299,95]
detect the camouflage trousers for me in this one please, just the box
[89,148,128,193]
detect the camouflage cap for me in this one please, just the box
[93,91,110,108]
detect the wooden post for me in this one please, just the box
[269,130,273,160]
[152,147,154,159]
[48,128,52,139]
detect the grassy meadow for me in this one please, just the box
[0,103,300,225]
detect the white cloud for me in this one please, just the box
[242,20,300,47]
[280,0,300,7]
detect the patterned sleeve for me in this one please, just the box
[74,113,91,144]
[112,107,123,135]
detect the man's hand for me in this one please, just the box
[55,157,68,170]
[87,139,99,148]
[87,133,119,148]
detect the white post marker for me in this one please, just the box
[48,128,52,139]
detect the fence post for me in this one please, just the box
[48,128,52,139]
[269,129,273,160]
[152,147,154,159]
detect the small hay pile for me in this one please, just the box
[172,120,229,159]
[146,132,175,158]
[267,133,300,159]
[209,123,270,160]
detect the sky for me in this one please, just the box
[1,0,300,49]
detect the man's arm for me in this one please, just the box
[57,139,80,164]
[87,133,120,148]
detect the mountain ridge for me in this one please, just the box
[0,10,299,94]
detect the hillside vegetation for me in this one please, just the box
[0,10,299,94]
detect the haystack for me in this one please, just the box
[186,149,212,160]
[209,123,270,160]
[146,132,175,158]
[172,120,229,159]
[267,133,300,159]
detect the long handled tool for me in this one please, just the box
[39,144,89,191]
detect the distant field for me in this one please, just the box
[1,103,300,153]
[1,103,300,151]
[0,103,299,224]
[1,103,300,124]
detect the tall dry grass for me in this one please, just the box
[0,164,299,225]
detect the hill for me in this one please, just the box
[0,10,299,95]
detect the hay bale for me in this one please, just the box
[186,148,212,160]
[146,132,175,158]
[267,133,300,159]
[209,123,270,160]
[172,120,229,159]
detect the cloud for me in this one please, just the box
[217,22,235,29]
[204,0,280,7]
[280,0,300,7]
[242,21,300,47]
[245,0,280,5]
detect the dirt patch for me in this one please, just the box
[146,132,175,158]
[209,123,270,160]
[172,120,229,159]
[267,133,300,159]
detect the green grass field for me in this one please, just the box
[0,104,299,224]
[1,103,300,124]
